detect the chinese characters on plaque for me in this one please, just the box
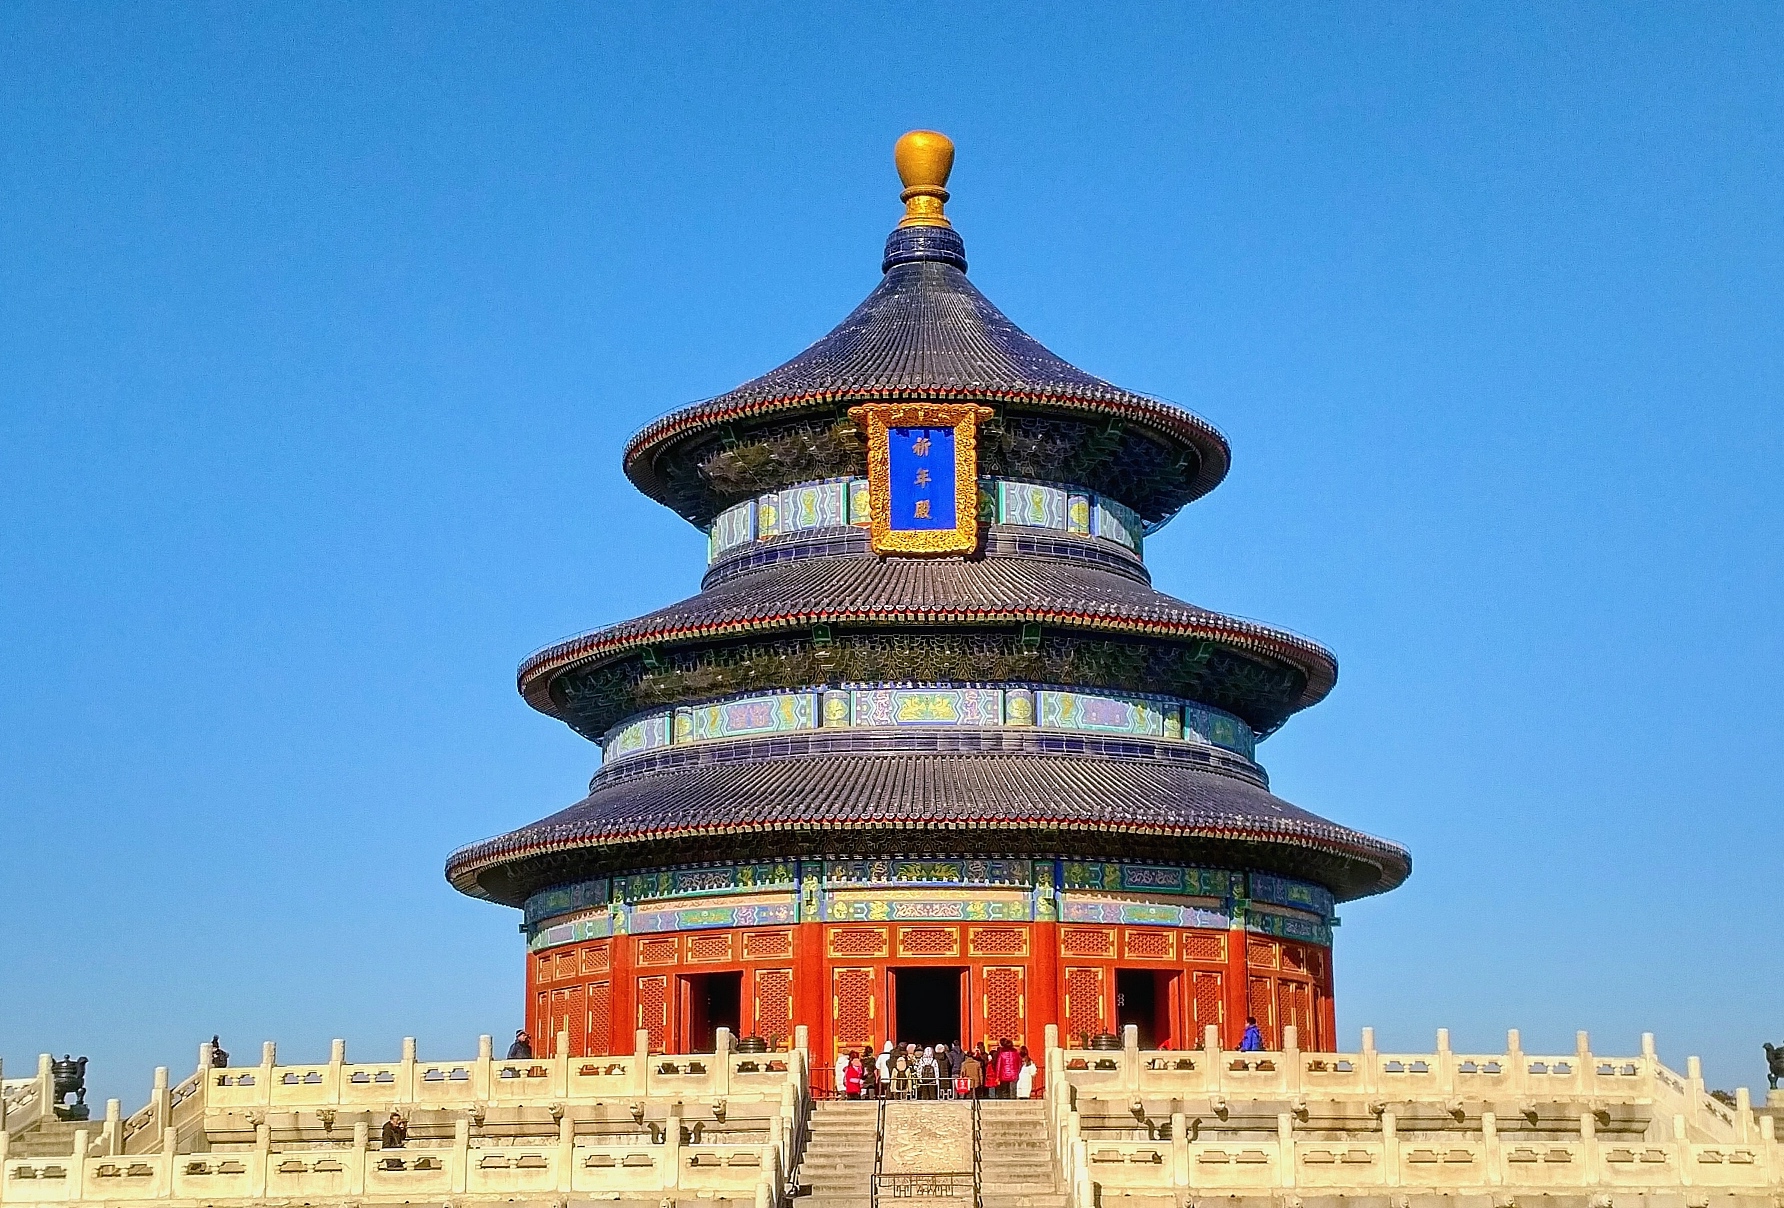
[848,402,992,556]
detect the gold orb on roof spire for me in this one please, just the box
[894,130,954,228]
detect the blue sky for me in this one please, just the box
[2,3,1779,1108]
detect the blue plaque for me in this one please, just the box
[886,427,956,530]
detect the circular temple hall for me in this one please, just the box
[445,132,1411,1063]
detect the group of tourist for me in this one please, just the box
[832,1039,1036,1100]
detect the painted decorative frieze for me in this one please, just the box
[1038,690,1166,737]
[706,475,1153,562]
[823,858,1033,887]
[687,692,819,741]
[848,687,1003,727]
[600,685,1255,767]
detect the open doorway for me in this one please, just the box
[890,967,964,1048]
[678,971,742,1053]
[1116,969,1180,1049]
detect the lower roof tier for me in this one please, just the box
[444,729,1411,908]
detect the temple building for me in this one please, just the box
[445,131,1412,1062]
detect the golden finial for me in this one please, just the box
[895,130,954,228]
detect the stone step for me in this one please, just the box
[981,1195,1070,1208]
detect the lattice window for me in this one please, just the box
[555,951,579,981]
[1306,948,1326,981]
[897,927,960,957]
[832,967,877,1048]
[982,966,1026,1046]
[1278,980,1312,1047]
[636,937,679,967]
[550,985,583,1055]
[686,932,734,964]
[1123,929,1174,960]
[1063,966,1106,1044]
[535,954,552,984]
[1182,930,1225,963]
[582,942,611,975]
[1061,927,1114,958]
[1190,971,1224,1037]
[586,982,612,1056]
[1246,937,1278,968]
[827,927,889,958]
[743,929,794,960]
[1281,943,1308,973]
[1247,976,1275,1043]
[637,976,670,1052]
[533,990,548,1041]
[968,927,1028,957]
[752,968,794,1045]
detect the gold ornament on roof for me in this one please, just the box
[894,130,954,228]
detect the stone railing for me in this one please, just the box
[1042,1025,1780,1206]
[2,1031,803,1207]
[1,1126,780,1206]
[194,1029,801,1115]
[2,1076,42,1141]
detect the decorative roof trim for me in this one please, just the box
[517,600,1337,720]
[622,384,1232,523]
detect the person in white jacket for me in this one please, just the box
[875,1041,894,1093]
[1015,1053,1037,1099]
[834,1049,850,1095]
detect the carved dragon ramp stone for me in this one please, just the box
[445,132,1410,1063]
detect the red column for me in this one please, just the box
[796,920,827,1058]
[1030,919,1060,1044]
[1223,921,1249,1048]
[610,932,635,1052]
[1319,946,1338,1050]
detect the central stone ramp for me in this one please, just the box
[979,1101,1066,1208]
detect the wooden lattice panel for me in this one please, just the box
[827,927,890,959]
[1247,937,1278,968]
[1190,971,1224,1035]
[897,926,960,957]
[581,942,611,975]
[752,967,794,1045]
[555,950,579,981]
[534,954,552,984]
[549,985,583,1054]
[1122,929,1175,960]
[1247,976,1275,1039]
[636,937,679,967]
[981,965,1026,1045]
[1278,979,1313,1046]
[831,966,877,1049]
[586,981,612,1056]
[1281,943,1308,973]
[637,975,669,1052]
[1182,930,1226,963]
[1060,927,1115,958]
[742,929,794,960]
[1062,966,1106,1043]
[685,932,734,964]
[968,926,1028,957]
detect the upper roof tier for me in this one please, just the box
[623,135,1231,529]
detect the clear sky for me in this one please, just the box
[2,3,1779,1109]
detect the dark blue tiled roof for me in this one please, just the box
[624,225,1231,519]
[443,729,1412,907]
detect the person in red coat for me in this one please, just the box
[993,1039,1021,1099]
[843,1055,865,1099]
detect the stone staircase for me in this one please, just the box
[978,1101,1067,1208]
[6,1119,100,1158]
[797,1100,878,1208]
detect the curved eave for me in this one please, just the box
[518,602,1336,723]
[621,384,1232,525]
[444,740,1409,907]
